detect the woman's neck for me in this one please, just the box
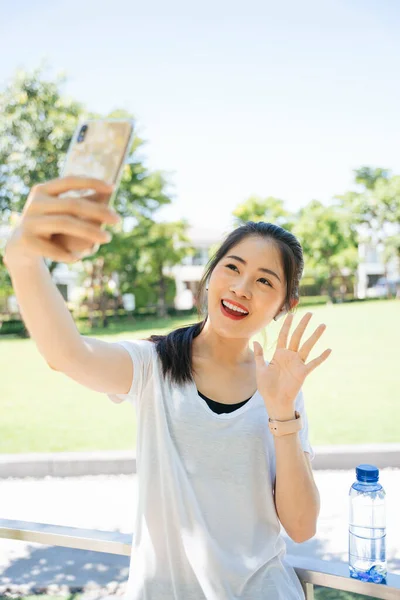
[192,332,254,367]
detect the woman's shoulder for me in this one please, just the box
[114,338,157,361]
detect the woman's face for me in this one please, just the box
[207,236,287,339]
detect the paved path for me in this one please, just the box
[1,469,399,593]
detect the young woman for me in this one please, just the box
[4,176,331,600]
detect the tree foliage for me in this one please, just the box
[233,195,294,231]
[0,65,194,322]
[292,200,358,300]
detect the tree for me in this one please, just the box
[75,214,195,325]
[336,166,400,297]
[0,64,86,310]
[0,63,84,216]
[0,65,189,326]
[138,218,196,318]
[292,200,358,302]
[232,195,294,231]
[354,166,390,190]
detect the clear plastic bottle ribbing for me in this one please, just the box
[349,463,387,584]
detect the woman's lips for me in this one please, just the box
[220,300,249,320]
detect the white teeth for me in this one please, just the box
[222,300,248,314]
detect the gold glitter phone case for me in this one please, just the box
[58,119,134,258]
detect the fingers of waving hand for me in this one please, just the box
[277,312,332,374]
[297,318,331,374]
[297,321,327,360]
[276,312,295,349]
[287,312,314,353]
[303,347,332,375]
[278,312,321,353]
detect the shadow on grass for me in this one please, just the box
[0,538,130,594]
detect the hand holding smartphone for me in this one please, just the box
[54,118,134,259]
[4,177,120,269]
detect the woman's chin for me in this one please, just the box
[208,313,255,339]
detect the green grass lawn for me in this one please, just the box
[0,299,398,454]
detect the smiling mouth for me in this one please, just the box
[220,300,249,320]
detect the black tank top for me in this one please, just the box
[197,390,252,414]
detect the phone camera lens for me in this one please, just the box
[77,124,88,143]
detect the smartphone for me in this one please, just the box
[58,118,134,257]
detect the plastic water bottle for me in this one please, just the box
[349,464,387,584]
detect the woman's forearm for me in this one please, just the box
[273,432,320,543]
[4,254,83,369]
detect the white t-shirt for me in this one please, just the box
[107,339,315,600]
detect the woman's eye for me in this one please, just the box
[225,263,238,272]
[225,264,272,287]
[259,278,272,287]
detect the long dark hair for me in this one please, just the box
[144,221,304,386]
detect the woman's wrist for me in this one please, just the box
[268,411,297,421]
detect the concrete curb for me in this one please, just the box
[1,444,400,478]
[0,450,137,479]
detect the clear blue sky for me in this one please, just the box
[2,0,400,231]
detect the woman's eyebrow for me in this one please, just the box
[226,255,282,283]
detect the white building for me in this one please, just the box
[166,225,229,310]
[357,241,400,298]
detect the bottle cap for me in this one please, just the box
[356,464,379,483]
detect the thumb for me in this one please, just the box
[253,341,265,364]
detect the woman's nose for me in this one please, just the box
[230,283,252,298]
